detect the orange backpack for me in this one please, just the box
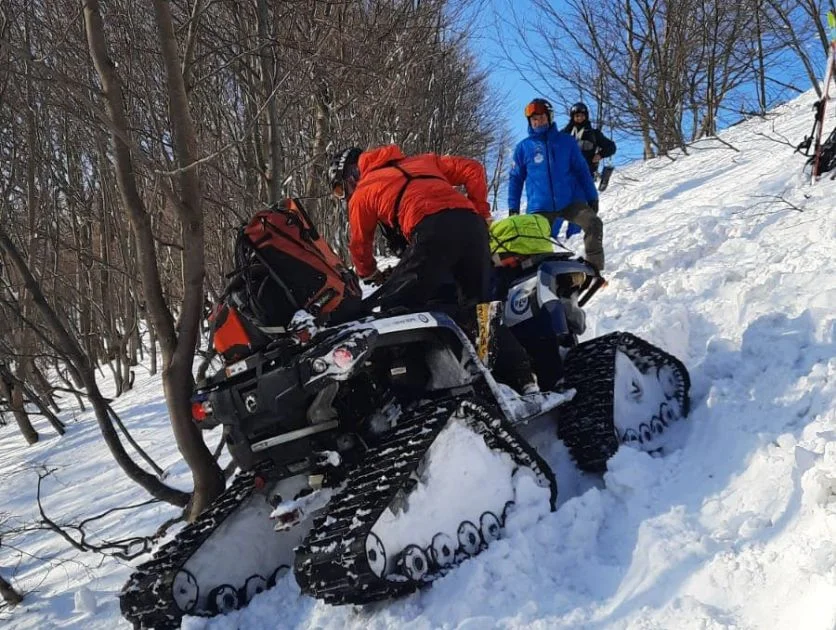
[211,198,363,361]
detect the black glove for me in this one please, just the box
[508,208,519,216]
[362,269,386,287]
[589,199,599,214]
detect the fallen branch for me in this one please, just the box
[752,120,797,150]
[36,468,159,561]
[687,135,741,153]
[709,135,741,153]
[735,193,805,215]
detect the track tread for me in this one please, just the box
[294,396,556,605]
[119,469,263,629]
[558,332,690,472]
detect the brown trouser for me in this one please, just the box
[540,201,604,271]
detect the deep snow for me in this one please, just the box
[1,90,835,630]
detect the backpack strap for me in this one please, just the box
[287,198,320,241]
[381,159,447,236]
[236,223,301,313]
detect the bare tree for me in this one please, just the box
[82,0,224,517]
[0,364,38,444]
[761,0,833,98]
[0,221,189,506]
[500,0,831,157]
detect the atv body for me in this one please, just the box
[496,252,691,471]
[121,310,561,628]
[120,259,690,629]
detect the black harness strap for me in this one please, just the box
[381,159,447,236]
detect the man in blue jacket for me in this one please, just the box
[507,98,605,271]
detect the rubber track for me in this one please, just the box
[558,332,690,473]
[119,469,260,629]
[294,396,556,605]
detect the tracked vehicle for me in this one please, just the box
[494,253,691,471]
[120,309,565,627]
[119,204,690,628]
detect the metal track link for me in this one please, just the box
[294,396,556,606]
[558,331,690,473]
[119,468,263,629]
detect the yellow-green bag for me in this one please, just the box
[489,214,555,257]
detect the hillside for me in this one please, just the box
[1,90,835,630]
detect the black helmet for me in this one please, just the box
[524,98,554,123]
[327,147,362,199]
[570,102,589,116]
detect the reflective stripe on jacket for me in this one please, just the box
[561,120,617,174]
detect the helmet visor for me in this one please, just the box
[331,166,359,200]
[525,101,550,118]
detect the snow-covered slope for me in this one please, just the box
[2,91,835,630]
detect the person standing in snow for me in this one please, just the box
[507,98,605,271]
[328,144,539,394]
[562,102,617,179]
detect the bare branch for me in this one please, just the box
[35,468,159,561]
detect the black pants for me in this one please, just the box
[371,209,491,312]
[368,210,535,393]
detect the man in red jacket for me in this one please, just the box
[329,144,538,395]
[329,144,493,312]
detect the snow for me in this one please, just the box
[2,90,836,630]
[72,587,97,615]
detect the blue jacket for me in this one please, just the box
[507,123,599,216]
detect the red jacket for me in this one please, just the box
[348,145,491,278]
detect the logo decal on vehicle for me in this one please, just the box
[510,290,530,315]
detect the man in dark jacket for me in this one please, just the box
[562,102,617,178]
[507,98,605,271]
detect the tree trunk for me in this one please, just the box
[14,371,65,436]
[755,2,767,114]
[150,0,226,518]
[0,573,23,606]
[257,0,283,203]
[28,361,60,414]
[149,317,158,376]
[0,374,39,445]
[0,223,188,506]
[83,0,223,519]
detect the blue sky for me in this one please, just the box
[467,0,832,171]
[467,0,636,165]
